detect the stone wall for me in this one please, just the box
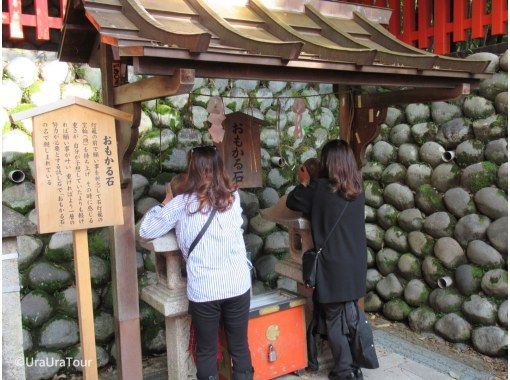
[362,51,508,358]
[1,48,507,379]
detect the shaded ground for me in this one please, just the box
[74,313,507,380]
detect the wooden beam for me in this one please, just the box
[352,107,387,168]
[113,69,195,105]
[355,84,470,109]
[100,43,143,380]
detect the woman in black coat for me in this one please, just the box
[286,140,372,380]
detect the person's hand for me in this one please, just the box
[297,165,310,186]
[161,183,174,205]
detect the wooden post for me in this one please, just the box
[72,229,98,379]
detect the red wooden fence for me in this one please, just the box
[2,0,508,55]
[2,0,67,41]
[346,0,508,54]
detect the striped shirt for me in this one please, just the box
[139,191,251,303]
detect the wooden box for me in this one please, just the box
[219,290,307,380]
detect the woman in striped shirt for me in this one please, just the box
[140,146,253,380]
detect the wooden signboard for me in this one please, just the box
[11,97,132,380]
[28,103,124,233]
[215,112,265,189]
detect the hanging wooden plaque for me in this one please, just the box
[214,112,265,189]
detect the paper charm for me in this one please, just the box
[292,98,306,138]
[207,96,226,143]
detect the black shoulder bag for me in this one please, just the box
[302,202,349,288]
[181,209,217,277]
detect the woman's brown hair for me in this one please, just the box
[320,139,362,199]
[182,146,236,213]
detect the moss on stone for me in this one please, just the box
[88,229,110,260]
[131,150,161,179]
[466,161,498,192]
[417,184,443,209]
[471,266,485,279]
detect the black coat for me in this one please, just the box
[286,178,367,304]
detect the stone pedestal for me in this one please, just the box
[138,232,195,380]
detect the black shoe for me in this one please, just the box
[328,371,357,380]
[353,368,364,379]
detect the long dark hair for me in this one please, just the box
[320,139,362,199]
[182,146,235,213]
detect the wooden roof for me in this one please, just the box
[59,0,491,87]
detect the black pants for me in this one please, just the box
[321,301,360,378]
[189,290,252,379]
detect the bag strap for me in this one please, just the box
[188,209,217,257]
[317,202,349,254]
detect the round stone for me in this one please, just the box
[443,188,476,218]
[56,286,100,318]
[376,273,404,301]
[372,141,397,165]
[439,117,473,148]
[366,269,383,292]
[398,253,421,279]
[431,163,460,193]
[381,163,407,184]
[254,254,278,282]
[454,214,491,247]
[94,311,115,342]
[463,96,495,119]
[479,72,508,100]
[431,102,462,125]
[419,141,445,167]
[469,52,500,72]
[69,345,110,371]
[244,234,264,260]
[434,314,472,342]
[21,291,53,328]
[498,163,508,189]
[40,318,79,349]
[364,292,383,312]
[433,237,466,269]
[364,181,384,208]
[487,217,508,253]
[239,190,260,217]
[132,174,149,201]
[365,205,376,223]
[455,139,485,168]
[495,91,508,114]
[17,235,43,270]
[383,183,414,211]
[429,288,463,313]
[135,197,159,217]
[423,212,456,238]
[90,256,110,288]
[397,143,420,167]
[415,184,444,215]
[383,299,412,321]
[375,248,400,276]
[500,50,508,71]
[475,187,507,220]
[466,240,504,268]
[422,256,446,288]
[405,103,430,124]
[28,262,72,293]
[384,226,408,252]
[481,269,507,298]
[404,279,429,306]
[23,328,32,352]
[455,264,483,296]
[498,300,508,327]
[260,187,280,208]
[406,163,432,191]
[367,247,375,268]
[5,56,38,88]
[362,162,385,181]
[484,138,507,165]
[397,208,424,232]
[461,162,498,193]
[408,231,434,257]
[472,115,506,141]
[25,351,63,380]
[472,326,508,357]
[2,181,36,214]
[249,214,276,235]
[267,168,289,189]
[389,123,412,146]
[366,223,384,250]
[385,107,405,127]
[411,122,438,144]
[376,204,398,229]
[263,231,289,255]
[461,295,497,325]
[409,306,437,332]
